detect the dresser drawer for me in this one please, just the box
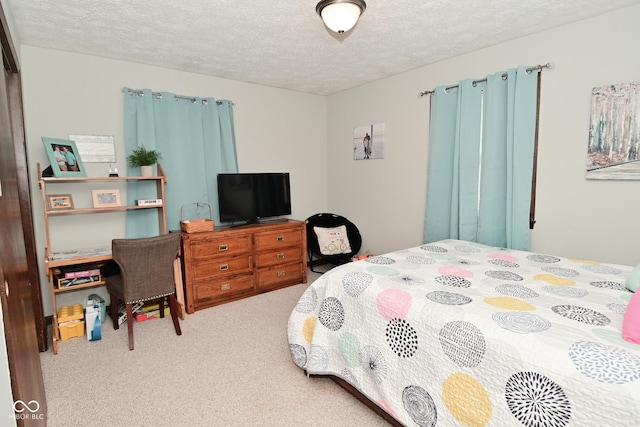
[189,234,252,260]
[254,228,302,251]
[194,274,254,303]
[256,262,304,291]
[192,256,252,280]
[254,247,303,268]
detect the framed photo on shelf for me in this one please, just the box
[42,137,87,178]
[92,189,121,208]
[46,194,74,210]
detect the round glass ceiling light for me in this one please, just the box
[316,0,367,34]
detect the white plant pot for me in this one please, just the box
[140,165,154,177]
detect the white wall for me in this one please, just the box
[326,5,640,266]
[20,47,328,315]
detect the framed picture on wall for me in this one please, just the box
[91,189,121,208]
[353,123,385,160]
[42,137,87,178]
[69,134,116,163]
[586,81,640,180]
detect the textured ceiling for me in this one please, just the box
[6,0,640,95]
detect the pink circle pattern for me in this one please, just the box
[376,288,412,321]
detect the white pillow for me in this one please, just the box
[314,225,352,255]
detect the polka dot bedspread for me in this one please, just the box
[287,239,640,426]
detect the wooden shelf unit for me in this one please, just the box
[38,163,168,354]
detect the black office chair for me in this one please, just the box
[306,213,362,273]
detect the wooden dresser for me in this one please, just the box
[180,219,307,313]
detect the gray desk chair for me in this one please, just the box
[105,233,182,350]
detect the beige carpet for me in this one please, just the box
[40,270,391,426]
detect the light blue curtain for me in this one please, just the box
[423,66,539,250]
[123,88,238,237]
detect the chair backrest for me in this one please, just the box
[306,213,362,262]
[111,233,180,303]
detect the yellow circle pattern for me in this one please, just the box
[303,316,317,343]
[567,258,600,264]
[533,273,576,286]
[484,296,535,311]
[442,372,492,426]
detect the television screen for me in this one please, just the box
[217,173,291,224]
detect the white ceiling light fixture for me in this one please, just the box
[316,0,366,34]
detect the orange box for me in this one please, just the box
[58,304,85,340]
[59,320,85,340]
[58,303,84,322]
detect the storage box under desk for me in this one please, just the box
[57,304,85,340]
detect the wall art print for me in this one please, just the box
[70,134,116,163]
[586,81,640,179]
[353,123,385,160]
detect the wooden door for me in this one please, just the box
[0,4,47,426]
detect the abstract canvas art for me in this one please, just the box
[586,81,640,179]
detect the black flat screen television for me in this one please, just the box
[217,172,291,225]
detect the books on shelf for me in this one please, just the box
[57,275,102,289]
[64,268,101,279]
[54,264,105,288]
[134,298,170,322]
[134,307,171,322]
[107,301,145,325]
[107,300,174,325]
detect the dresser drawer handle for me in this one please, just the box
[220,263,229,271]
[218,244,228,251]
[277,253,285,260]
[277,270,286,277]
[276,236,285,242]
[220,283,231,291]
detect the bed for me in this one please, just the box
[287,239,640,426]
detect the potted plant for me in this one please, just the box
[127,146,162,176]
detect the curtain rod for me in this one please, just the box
[125,89,234,106]
[418,62,554,97]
